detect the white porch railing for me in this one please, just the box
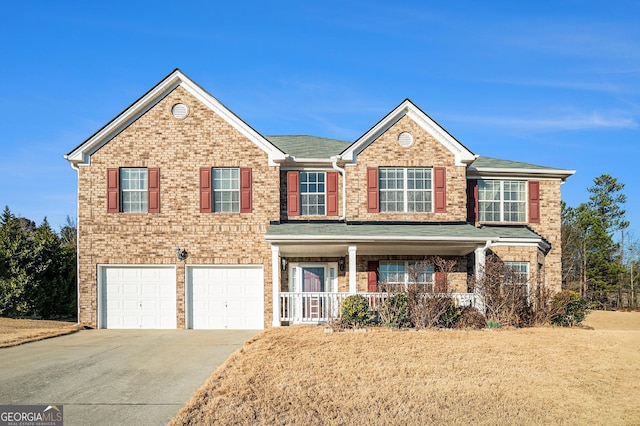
[279,292,482,323]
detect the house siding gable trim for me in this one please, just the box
[65,69,286,167]
[340,99,476,166]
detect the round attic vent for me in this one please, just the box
[398,132,414,147]
[171,103,189,119]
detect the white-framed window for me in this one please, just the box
[478,180,526,222]
[504,261,529,285]
[213,168,239,212]
[120,168,148,212]
[379,261,434,288]
[300,172,325,215]
[379,168,432,213]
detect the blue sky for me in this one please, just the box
[1,1,639,239]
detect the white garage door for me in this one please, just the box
[187,266,264,330]
[101,266,176,329]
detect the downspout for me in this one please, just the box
[65,157,81,327]
[476,239,493,276]
[330,156,346,221]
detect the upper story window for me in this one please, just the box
[478,180,526,222]
[107,167,160,213]
[120,168,148,212]
[287,171,338,217]
[199,167,252,213]
[367,167,446,214]
[379,167,432,213]
[213,168,240,212]
[300,172,325,215]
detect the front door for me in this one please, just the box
[302,267,325,292]
[302,267,325,319]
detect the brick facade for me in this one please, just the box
[77,86,279,328]
[528,180,563,293]
[347,116,468,222]
[69,71,571,328]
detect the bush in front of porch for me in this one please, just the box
[340,295,375,327]
[331,256,588,331]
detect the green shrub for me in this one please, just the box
[551,290,589,327]
[377,292,410,328]
[341,295,374,327]
[486,319,501,329]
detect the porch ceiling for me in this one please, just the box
[276,241,481,257]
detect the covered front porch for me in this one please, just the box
[266,222,511,326]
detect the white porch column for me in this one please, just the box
[474,240,491,313]
[474,246,486,281]
[348,244,357,294]
[271,245,281,327]
[474,240,492,280]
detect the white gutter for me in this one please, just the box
[330,156,346,221]
[265,235,499,243]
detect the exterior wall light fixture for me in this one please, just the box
[176,247,188,262]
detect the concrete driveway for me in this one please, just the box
[0,329,259,425]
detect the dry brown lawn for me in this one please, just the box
[0,318,81,347]
[171,311,640,426]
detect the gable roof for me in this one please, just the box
[340,99,477,166]
[266,135,351,160]
[468,156,575,180]
[64,69,286,167]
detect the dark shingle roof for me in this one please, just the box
[266,135,351,159]
[266,222,496,240]
[470,156,570,172]
[480,225,544,240]
[266,222,547,243]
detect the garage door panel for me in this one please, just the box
[123,284,138,296]
[227,286,246,298]
[188,266,263,330]
[209,284,226,297]
[102,266,176,329]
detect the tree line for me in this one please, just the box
[562,174,638,309]
[0,206,77,318]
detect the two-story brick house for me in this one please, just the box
[65,69,574,329]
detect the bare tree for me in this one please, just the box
[474,255,530,327]
[406,257,457,329]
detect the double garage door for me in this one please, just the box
[100,265,263,330]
